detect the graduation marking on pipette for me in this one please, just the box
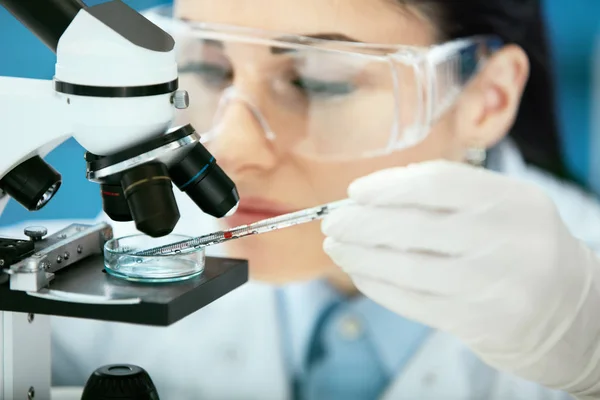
[134,198,354,256]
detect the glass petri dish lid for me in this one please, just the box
[104,234,205,283]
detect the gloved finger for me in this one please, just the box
[323,237,504,296]
[348,160,515,210]
[322,203,492,255]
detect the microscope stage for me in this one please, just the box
[0,255,248,326]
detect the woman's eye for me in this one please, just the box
[291,77,356,98]
[180,62,233,85]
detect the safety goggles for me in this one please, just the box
[147,6,502,161]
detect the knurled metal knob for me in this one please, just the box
[81,364,159,400]
[24,226,47,241]
[172,90,189,109]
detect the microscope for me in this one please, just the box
[0,1,248,398]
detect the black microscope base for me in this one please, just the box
[0,255,248,326]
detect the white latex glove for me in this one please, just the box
[322,160,600,399]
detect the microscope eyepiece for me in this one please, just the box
[170,143,240,218]
[121,163,180,238]
[0,155,62,211]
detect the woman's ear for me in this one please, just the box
[453,44,530,149]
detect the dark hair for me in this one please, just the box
[402,0,573,180]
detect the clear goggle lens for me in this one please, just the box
[148,7,502,160]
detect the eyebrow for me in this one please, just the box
[302,33,361,42]
[271,32,362,54]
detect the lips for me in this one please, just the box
[224,197,297,227]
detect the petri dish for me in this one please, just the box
[103,234,205,283]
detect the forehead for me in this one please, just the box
[173,0,434,46]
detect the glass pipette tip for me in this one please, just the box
[134,198,354,256]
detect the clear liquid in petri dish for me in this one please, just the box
[104,234,205,283]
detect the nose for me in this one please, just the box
[208,92,278,177]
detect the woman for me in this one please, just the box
[48,0,600,398]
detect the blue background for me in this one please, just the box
[1,0,599,226]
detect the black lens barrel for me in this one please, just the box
[121,163,180,238]
[170,143,239,218]
[0,155,62,211]
[100,183,133,222]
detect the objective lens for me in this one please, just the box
[0,155,62,211]
[169,143,239,218]
[100,183,133,222]
[121,163,180,238]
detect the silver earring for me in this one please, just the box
[465,146,486,167]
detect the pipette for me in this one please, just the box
[134,198,354,256]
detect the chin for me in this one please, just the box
[219,223,333,284]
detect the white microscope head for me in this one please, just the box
[55,1,178,156]
[0,0,239,237]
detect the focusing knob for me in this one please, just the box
[23,226,47,241]
[81,364,160,400]
[171,90,189,109]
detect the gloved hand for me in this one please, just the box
[321,160,600,399]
